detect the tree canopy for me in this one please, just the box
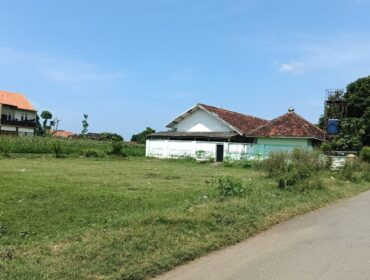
[320,75,370,151]
[131,127,155,144]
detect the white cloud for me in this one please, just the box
[279,62,303,74]
[277,34,370,75]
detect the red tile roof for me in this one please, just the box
[199,103,268,135]
[249,110,324,140]
[0,90,36,111]
[51,130,76,138]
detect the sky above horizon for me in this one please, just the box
[1,0,370,138]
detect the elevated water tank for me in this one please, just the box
[327,119,340,135]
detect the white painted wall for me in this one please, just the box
[146,139,249,160]
[1,105,36,120]
[173,109,232,132]
[1,125,16,132]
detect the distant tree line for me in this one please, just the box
[131,127,155,144]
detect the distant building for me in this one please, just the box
[146,103,324,161]
[51,130,76,138]
[0,91,37,136]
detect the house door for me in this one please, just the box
[216,144,224,162]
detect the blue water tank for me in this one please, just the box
[327,119,340,135]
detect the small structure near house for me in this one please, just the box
[146,103,325,161]
[0,90,37,136]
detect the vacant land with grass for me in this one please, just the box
[0,156,369,280]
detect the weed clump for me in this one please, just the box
[82,150,106,158]
[359,146,370,163]
[215,175,249,198]
[262,149,329,190]
[109,140,127,157]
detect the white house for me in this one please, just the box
[0,91,37,136]
[146,103,324,161]
[146,103,268,161]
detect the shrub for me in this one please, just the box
[215,175,249,198]
[339,157,368,182]
[277,166,312,189]
[360,146,370,163]
[109,140,127,157]
[295,177,325,192]
[52,141,62,158]
[83,150,106,158]
[291,148,326,171]
[361,165,370,182]
[222,156,234,167]
[266,149,329,189]
[261,151,289,178]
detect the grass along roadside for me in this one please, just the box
[0,157,369,279]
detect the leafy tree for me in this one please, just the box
[40,110,53,130]
[319,75,370,151]
[35,114,44,136]
[345,76,370,145]
[99,132,124,142]
[81,114,89,136]
[131,127,155,144]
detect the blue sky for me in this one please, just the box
[1,0,370,138]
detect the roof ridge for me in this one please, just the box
[198,103,268,122]
[291,112,311,136]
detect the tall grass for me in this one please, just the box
[0,136,145,157]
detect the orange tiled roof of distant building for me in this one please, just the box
[51,130,76,138]
[0,90,36,111]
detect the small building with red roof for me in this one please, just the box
[0,90,37,136]
[146,104,324,161]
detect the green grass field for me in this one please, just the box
[0,156,369,279]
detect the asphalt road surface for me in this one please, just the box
[156,190,370,280]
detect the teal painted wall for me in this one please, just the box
[257,137,310,146]
[247,137,313,158]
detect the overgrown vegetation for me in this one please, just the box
[131,127,155,144]
[319,76,370,151]
[360,146,370,163]
[261,149,331,190]
[0,157,369,280]
[215,175,249,198]
[0,136,145,157]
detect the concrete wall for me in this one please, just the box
[173,109,232,132]
[146,139,248,160]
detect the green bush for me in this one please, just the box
[339,157,369,182]
[291,149,327,171]
[264,149,329,189]
[109,140,127,157]
[277,166,312,189]
[360,146,370,163]
[295,177,325,192]
[52,141,62,158]
[361,165,370,182]
[215,175,249,198]
[261,151,290,178]
[83,150,106,158]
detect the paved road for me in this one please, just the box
[156,190,370,280]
